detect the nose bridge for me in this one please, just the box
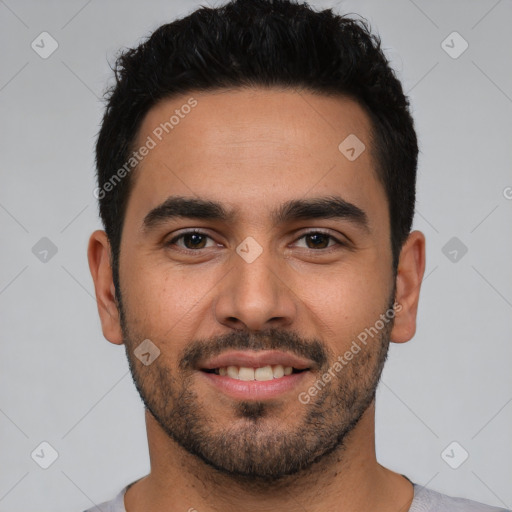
[214,240,296,330]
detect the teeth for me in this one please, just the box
[227,366,239,379]
[273,365,285,378]
[217,365,296,381]
[238,367,255,380]
[255,366,273,381]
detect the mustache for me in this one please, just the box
[179,327,328,372]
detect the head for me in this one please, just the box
[88,0,425,484]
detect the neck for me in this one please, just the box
[124,402,414,512]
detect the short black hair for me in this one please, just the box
[95,0,418,295]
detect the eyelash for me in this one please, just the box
[166,229,345,252]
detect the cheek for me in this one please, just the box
[122,260,219,332]
[298,261,390,347]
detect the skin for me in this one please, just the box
[88,87,426,512]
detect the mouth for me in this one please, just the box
[197,351,313,400]
[201,365,308,380]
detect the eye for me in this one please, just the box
[166,230,217,250]
[294,231,343,250]
[165,229,345,253]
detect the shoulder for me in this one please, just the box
[82,484,128,512]
[410,483,511,512]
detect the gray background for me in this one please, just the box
[0,0,511,511]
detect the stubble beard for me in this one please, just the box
[119,294,394,485]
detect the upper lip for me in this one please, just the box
[199,350,313,371]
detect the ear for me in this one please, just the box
[390,230,426,344]
[87,230,124,345]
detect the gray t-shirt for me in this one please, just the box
[84,479,510,512]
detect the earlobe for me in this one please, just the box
[390,230,426,344]
[87,230,124,345]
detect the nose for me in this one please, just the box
[214,248,297,331]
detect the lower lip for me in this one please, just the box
[198,370,309,400]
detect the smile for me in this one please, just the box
[202,364,307,381]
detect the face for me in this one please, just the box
[98,88,405,482]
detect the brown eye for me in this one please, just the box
[304,233,331,249]
[181,233,207,249]
[167,230,215,250]
[295,231,341,250]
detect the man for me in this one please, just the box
[86,0,509,510]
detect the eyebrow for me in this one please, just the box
[142,195,370,233]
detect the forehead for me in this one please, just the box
[127,87,386,228]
